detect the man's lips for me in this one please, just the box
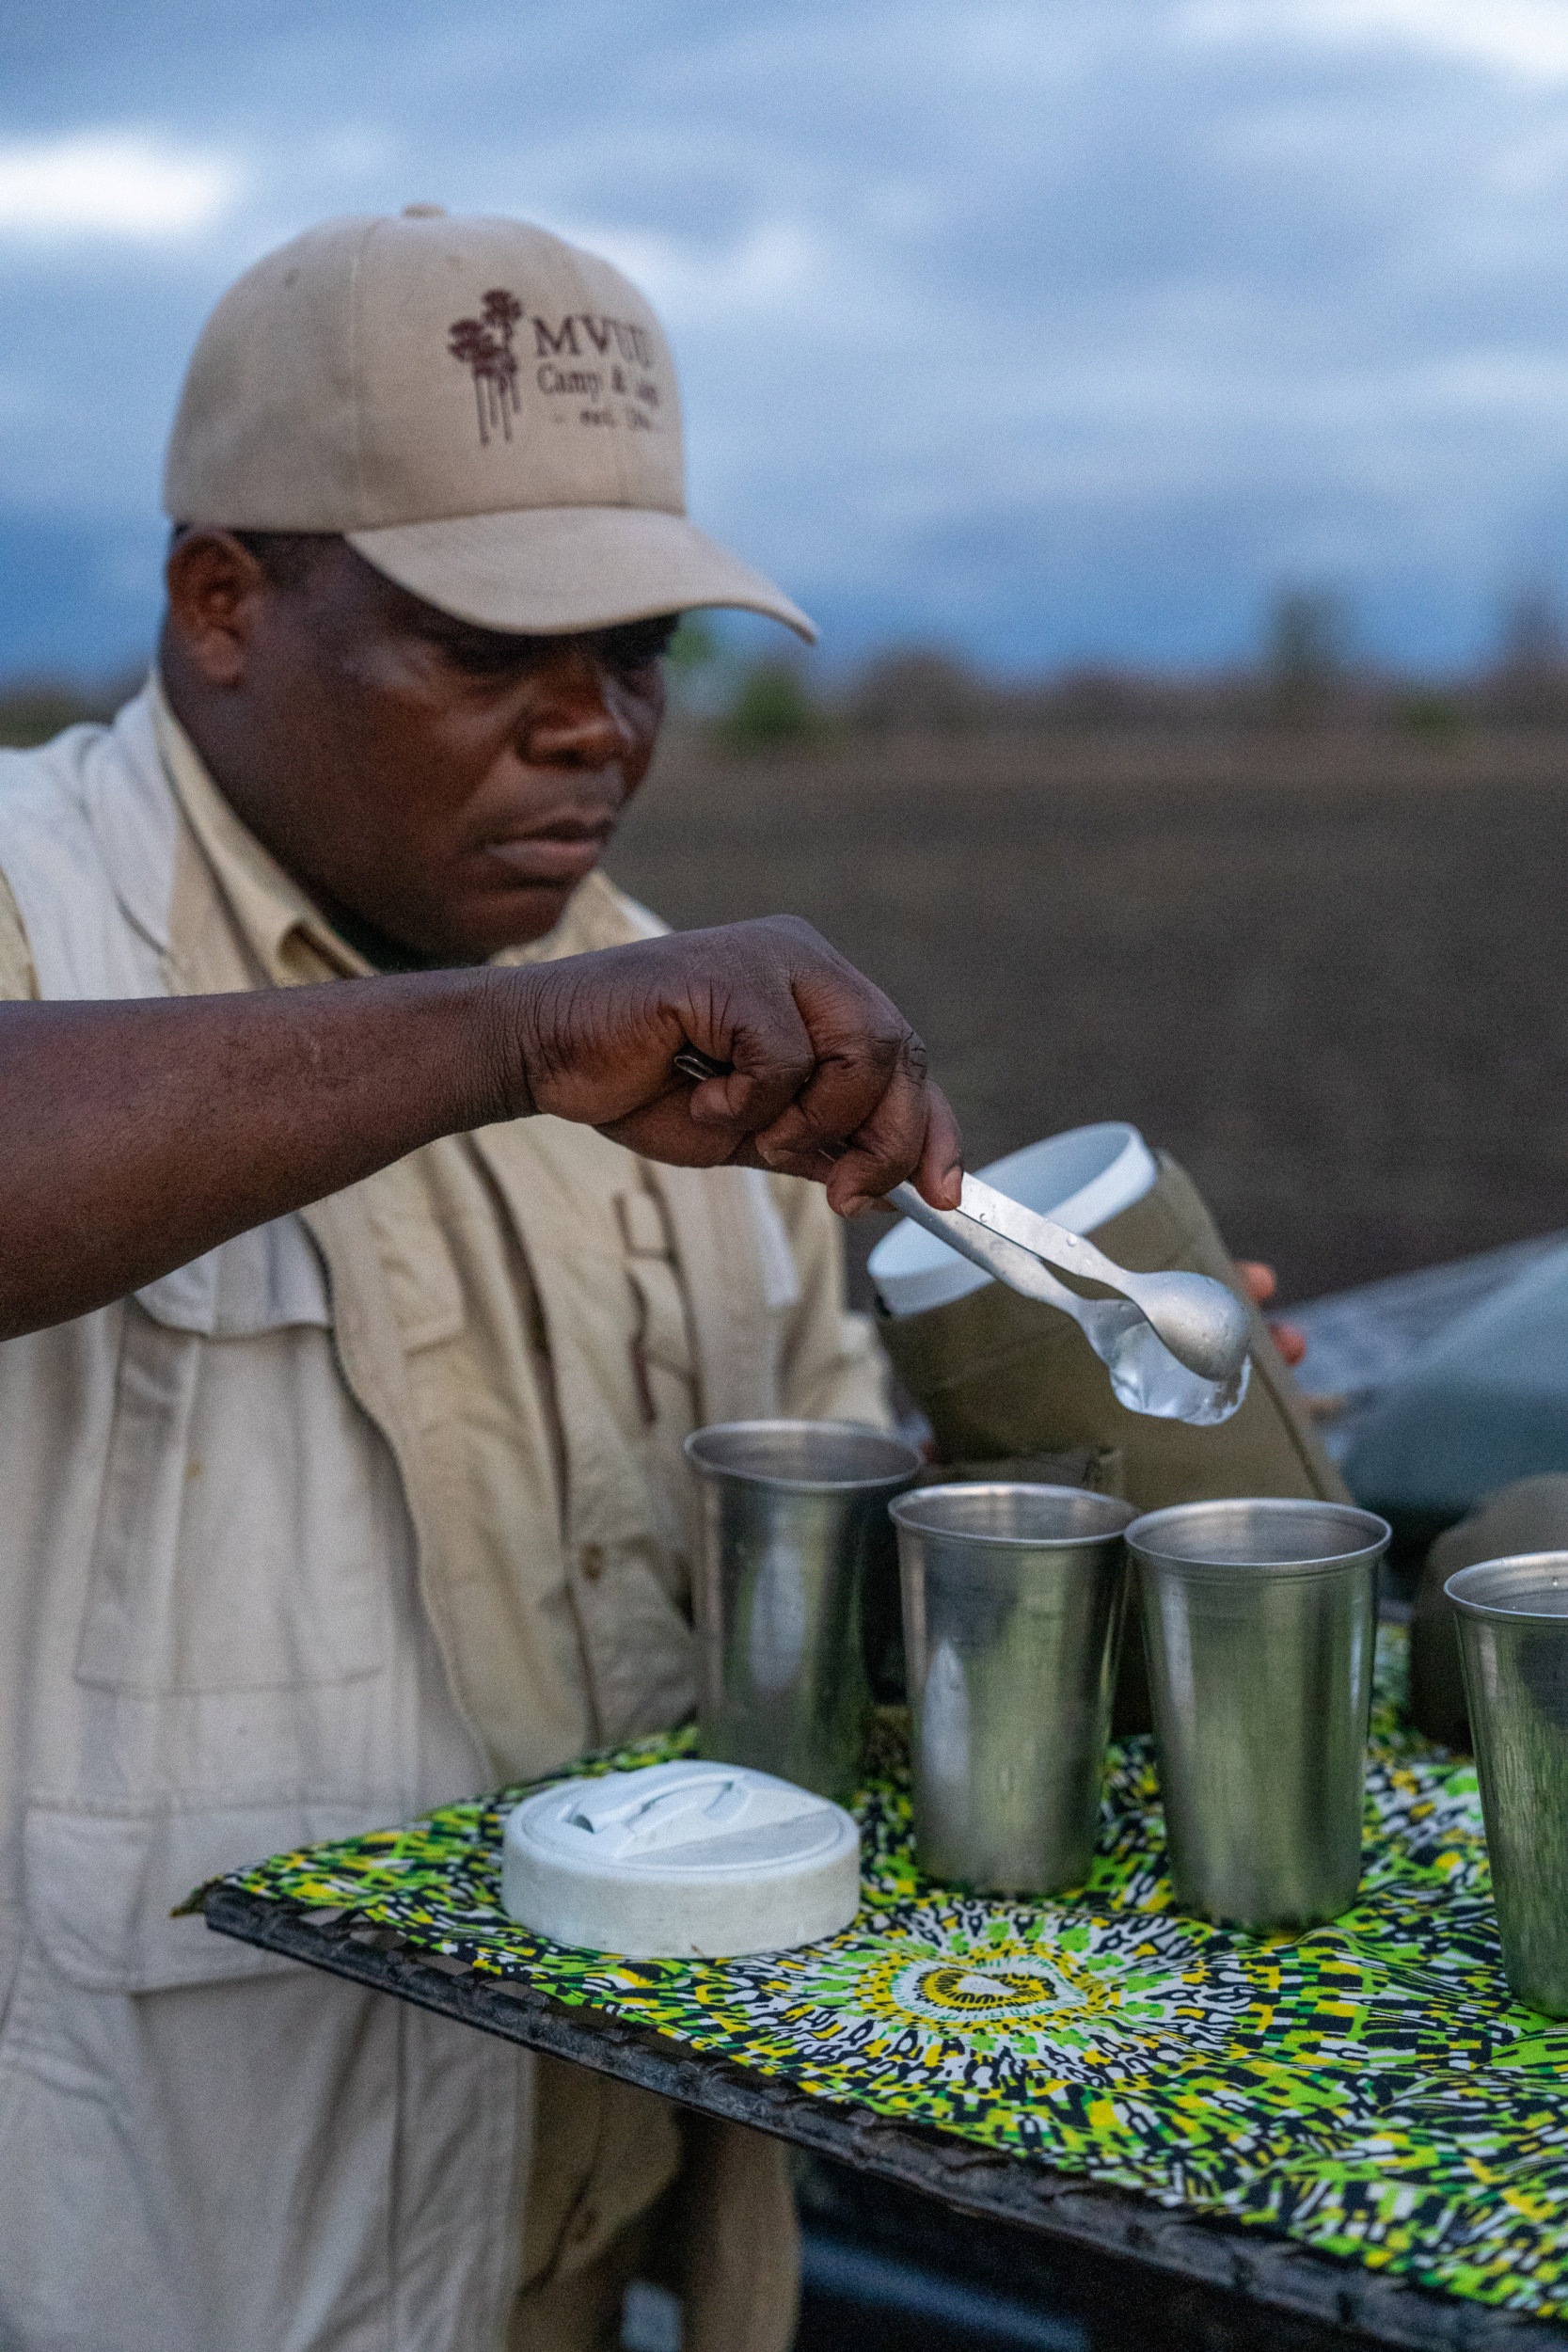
[481,824,613,884]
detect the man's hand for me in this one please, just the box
[506,915,961,1217]
[0,914,962,1340]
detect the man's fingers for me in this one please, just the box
[1234,1263,1307,1367]
[913,1084,964,1211]
[686,1029,816,1136]
[824,1078,963,1216]
[749,1025,916,1182]
[1269,1318,1308,1368]
[661,927,823,1137]
[1237,1260,1278,1307]
[746,1025,908,1168]
[751,1028,960,1216]
[680,928,963,1212]
[596,1090,755,1166]
[738,937,919,1166]
[673,921,920,1163]
[516,917,965,1207]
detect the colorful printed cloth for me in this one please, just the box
[205,1630,1568,2320]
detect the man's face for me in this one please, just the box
[160,533,671,961]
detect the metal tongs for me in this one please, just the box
[671,1046,1250,1426]
[885,1174,1250,1426]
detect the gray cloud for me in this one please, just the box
[6,0,1568,673]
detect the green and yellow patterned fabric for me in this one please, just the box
[203,1630,1568,2321]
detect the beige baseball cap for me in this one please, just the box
[163,207,815,641]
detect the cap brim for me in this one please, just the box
[346,506,816,642]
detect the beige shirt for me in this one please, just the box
[0,683,886,1789]
[0,680,859,2352]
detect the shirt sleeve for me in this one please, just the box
[768,1170,893,1429]
[0,866,40,1000]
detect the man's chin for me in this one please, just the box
[452,876,584,959]
[370,870,591,965]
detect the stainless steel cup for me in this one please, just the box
[889,1483,1137,1894]
[1448,1553,1568,2016]
[685,1420,922,1801]
[1128,1498,1388,1930]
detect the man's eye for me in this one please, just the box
[420,614,680,680]
[439,633,544,677]
[598,614,681,671]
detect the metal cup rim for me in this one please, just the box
[1446,1551,1568,1622]
[1126,1496,1390,1576]
[683,1418,923,1495]
[889,1481,1137,1549]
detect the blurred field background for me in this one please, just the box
[13,591,1560,1313]
[631,599,1568,1310]
[616,683,1568,1308]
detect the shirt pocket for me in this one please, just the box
[74,1218,392,1694]
[21,1797,405,1993]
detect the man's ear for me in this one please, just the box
[163,531,272,690]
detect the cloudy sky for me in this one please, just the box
[8,0,1568,677]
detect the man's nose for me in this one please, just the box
[519,649,636,771]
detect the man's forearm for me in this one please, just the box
[0,973,519,1340]
[0,914,963,1343]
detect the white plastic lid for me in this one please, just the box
[868,1120,1159,1318]
[500,1759,861,1959]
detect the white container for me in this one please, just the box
[868,1121,1159,1318]
[501,1759,861,1959]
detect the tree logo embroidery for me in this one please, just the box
[447,288,523,445]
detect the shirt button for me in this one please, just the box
[580,1544,606,1582]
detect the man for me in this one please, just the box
[0,208,958,2352]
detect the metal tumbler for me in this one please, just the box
[889,1483,1137,1894]
[1128,1498,1388,1930]
[1448,1553,1568,2016]
[685,1420,922,1801]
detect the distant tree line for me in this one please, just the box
[661,581,1568,753]
[0,672,144,752]
[7,585,1568,754]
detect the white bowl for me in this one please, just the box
[868,1121,1158,1318]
